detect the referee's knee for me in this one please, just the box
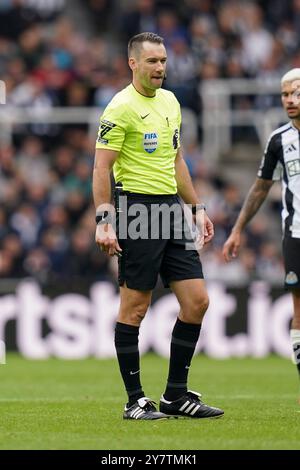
[119,303,149,326]
[181,294,209,323]
[195,295,209,321]
[133,306,148,324]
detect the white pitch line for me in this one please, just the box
[0,397,91,402]
[212,394,296,399]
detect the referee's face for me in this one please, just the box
[281,80,300,120]
[130,42,167,96]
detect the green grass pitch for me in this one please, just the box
[0,353,299,450]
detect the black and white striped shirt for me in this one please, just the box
[258,122,300,238]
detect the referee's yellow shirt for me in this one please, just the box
[96,84,181,195]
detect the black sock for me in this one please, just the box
[115,322,145,406]
[164,318,201,401]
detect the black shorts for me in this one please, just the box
[282,236,300,289]
[115,189,203,290]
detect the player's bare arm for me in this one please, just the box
[93,148,122,256]
[175,148,199,205]
[175,149,214,245]
[223,177,273,261]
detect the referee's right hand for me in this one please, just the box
[95,223,122,257]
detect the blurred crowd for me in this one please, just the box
[2,0,300,111]
[0,0,292,285]
[0,133,285,286]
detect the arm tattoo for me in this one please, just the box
[234,179,273,230]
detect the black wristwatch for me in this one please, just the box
[95,211,113,225]
[192,203,206,215]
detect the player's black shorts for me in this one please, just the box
[282,236,300,289]
[114,186,203,290]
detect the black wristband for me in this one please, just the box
[192,203,206,215]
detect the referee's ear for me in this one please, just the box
[128,56,137,72]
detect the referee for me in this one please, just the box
[93,32,224,420]
[223,69,300,402]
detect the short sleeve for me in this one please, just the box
[257,134,282,181]
[95,103,126,151]
[176,98,181,149]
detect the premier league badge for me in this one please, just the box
[285,271,298,285]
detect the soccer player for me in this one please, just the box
[93,32,224,420]
[223,68,300,400]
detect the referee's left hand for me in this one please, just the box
[195,211,214,248]
[203,212,214,244]
[95,223,122,257]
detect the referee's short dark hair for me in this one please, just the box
[128,32,164,57]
